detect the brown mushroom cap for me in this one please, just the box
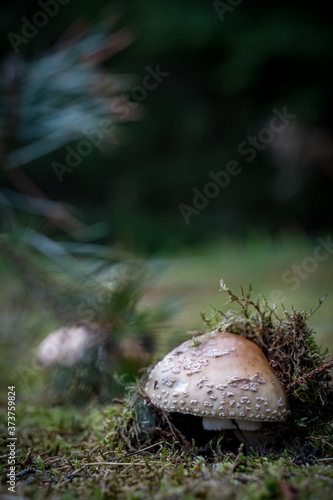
[145,331,289,431]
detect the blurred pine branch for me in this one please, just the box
[0,14,173,404]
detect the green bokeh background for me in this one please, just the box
[1,0,333,360]
[1,0,333,251]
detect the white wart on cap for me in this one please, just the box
[145,331,289,431]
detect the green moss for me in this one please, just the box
[0,284,332,499]
[1,398,333,499]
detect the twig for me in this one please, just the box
[163,413,178,440]
[306,295,327,319]
[104,440,164,459]
[231,443,245,473]
[0,450,21,459]
[313,474,333,483]
[15,468,39,479]
[287,355,333,393]
[71,461,146,475]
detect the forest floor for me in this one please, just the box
[0,398,333,500]
[1,235,333,499]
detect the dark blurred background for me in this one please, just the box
[1,0,333,253]
[1,0,333,404]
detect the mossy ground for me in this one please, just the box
[1,398,333,500]
[1,238,333,499]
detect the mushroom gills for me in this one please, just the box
[202,417,262,432]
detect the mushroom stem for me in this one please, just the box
[233,429,265,452]
[231,419,264,452]
[202,417,236,430]
[203,417,264,452]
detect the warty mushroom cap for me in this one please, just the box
[145,331,289,431]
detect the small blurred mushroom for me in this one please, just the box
[145,331,289,450]
[36,324,152,369]
[36,324,154,403]
[36,325,103,367]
